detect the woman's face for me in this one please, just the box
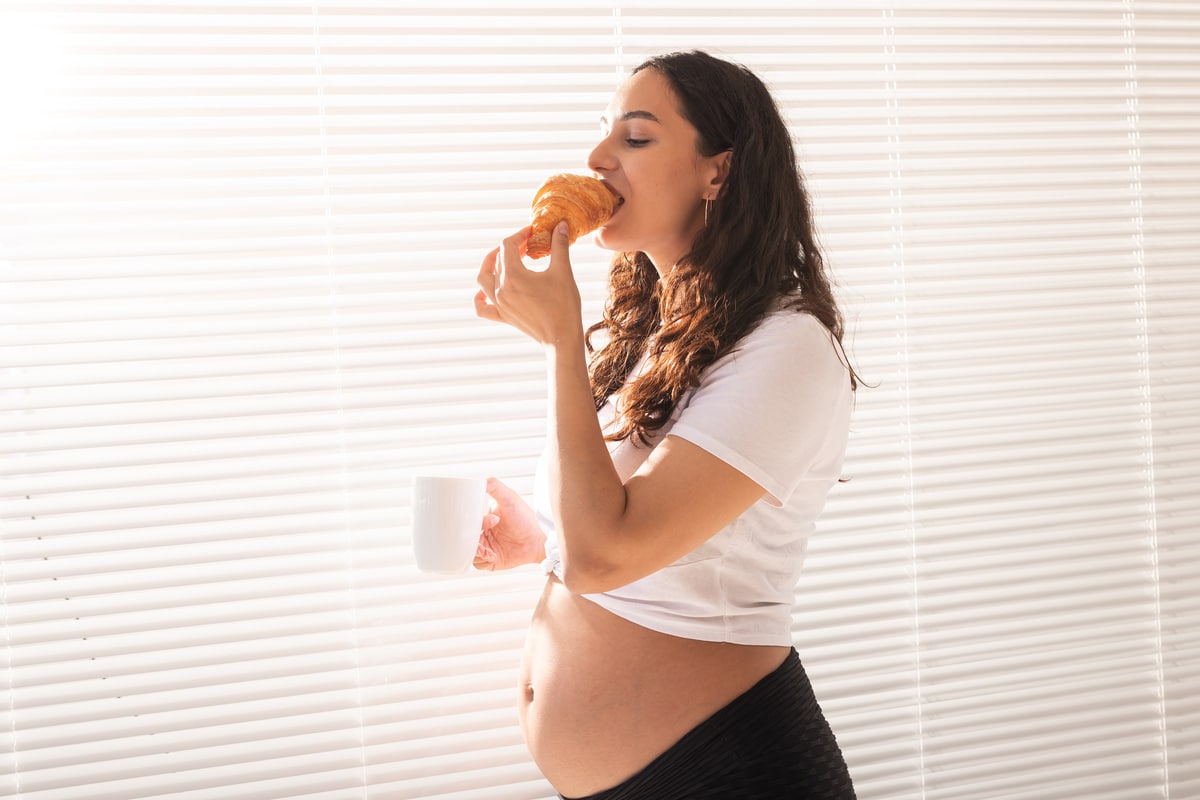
[587,68,728,273]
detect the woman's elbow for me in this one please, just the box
[558,553,627,595]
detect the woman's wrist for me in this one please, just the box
[542,326,586,359]
[529,534,548,566]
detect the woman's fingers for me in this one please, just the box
[473,289,499,322]
[476,246,500,303]
[473,541,498,570]
[475,223,580,344]
[475,228,531,321]
[474,246,503,322]
[547,221,573,275]
[497,226,532,290]
[473,509,504,570]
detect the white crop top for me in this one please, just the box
[535,307,853,647]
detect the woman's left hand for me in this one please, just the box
[473,477,546,572]
[474,221,583,349]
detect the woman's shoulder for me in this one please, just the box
[717,302,849,389]
[742,302,836,353]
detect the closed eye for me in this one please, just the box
[625,138,650,147]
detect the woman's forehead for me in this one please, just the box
[602,69,680,126]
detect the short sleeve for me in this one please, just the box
[666,311,853,507]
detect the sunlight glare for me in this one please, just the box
[0,12,68,158]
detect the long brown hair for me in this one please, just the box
[587,50,855,443]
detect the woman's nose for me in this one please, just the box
[587,135,615,174]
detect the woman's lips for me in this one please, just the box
[601,182,624,209]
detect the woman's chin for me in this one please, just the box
[591,228,619,252]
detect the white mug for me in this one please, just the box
[410,475,489,574]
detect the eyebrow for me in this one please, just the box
[600,110,661,126]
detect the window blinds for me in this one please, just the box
[1,3,1196,800]
[1137,6,1200,800]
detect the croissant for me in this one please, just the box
[526,173,619,259]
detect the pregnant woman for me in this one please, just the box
[473,50,858,800]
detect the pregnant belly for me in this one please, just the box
[518,576,789,798]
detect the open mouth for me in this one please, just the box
[602,182,625,209]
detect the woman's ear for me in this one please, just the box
[707,149,733,196]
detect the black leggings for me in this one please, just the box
[559,648,856,800]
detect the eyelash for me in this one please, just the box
[625,138,650,148]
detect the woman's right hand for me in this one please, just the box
[473,222,584,351]
[474,477,547,571]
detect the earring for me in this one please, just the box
[704,197,712,227]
